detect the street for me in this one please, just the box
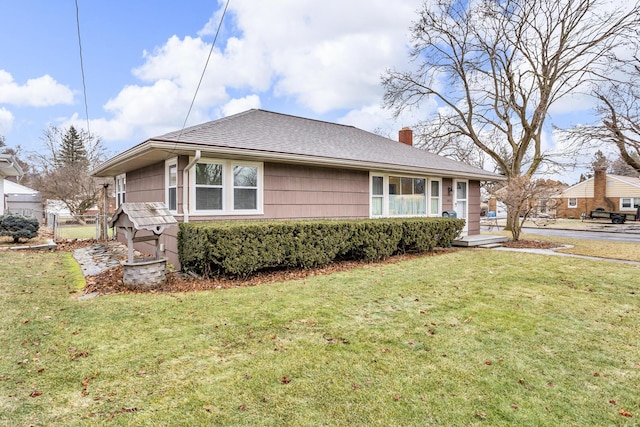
[520,227,640,243]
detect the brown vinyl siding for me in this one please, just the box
[123,162,165,203]
[442,178,453,211]
[263,163,369,219]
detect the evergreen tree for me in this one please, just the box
[55,126,88,168]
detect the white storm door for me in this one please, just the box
[454,180,468,233]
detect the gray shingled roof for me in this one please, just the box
[152,109,499,178]
[93,109,502,180]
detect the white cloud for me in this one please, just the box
[0,107,14,133]
[88,0,423,144]
[220,95,261,117]
[227,0,421,113]
[0,70,73,107]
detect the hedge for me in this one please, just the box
[178,217,465,278]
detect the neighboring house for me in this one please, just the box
[0,154,24,215]
[556,168,640,218]
[4,180,43,222]
[92,109,503,268]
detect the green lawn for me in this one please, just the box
[0,249,638,426]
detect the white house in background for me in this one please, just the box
[4,180,43,222]
[0,154,23,214]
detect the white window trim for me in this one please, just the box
[620,197,640,210]
[370,172,439,218]
[165,158,178,213]
[115,173,126,208]
[189,158,264,216]
[568,197,578,208]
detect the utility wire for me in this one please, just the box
[75,0,91,135]
[177,0,230,142]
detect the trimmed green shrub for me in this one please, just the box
[0,213,40,243]
[178,218,464,278]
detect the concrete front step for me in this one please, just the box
[477,243,503,249]
[453,234,508,247]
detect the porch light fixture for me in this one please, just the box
[447,186,453,195]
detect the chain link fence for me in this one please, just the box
[46,213,115,242]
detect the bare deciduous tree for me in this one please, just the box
[495,176,562,240]
[383,0,640,239]
[30,126,107,221]
[565,59,640,174]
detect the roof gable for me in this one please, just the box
[560,174,640,198]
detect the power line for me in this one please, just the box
[177,0,230,142]
[75,0,91,135]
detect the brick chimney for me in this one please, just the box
[593,168,613,210]
[399,127,413,146]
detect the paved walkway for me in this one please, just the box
[73,241,132,276]
[489,245,640,265]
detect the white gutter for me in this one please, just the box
[182,150,201,223]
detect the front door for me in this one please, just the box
[454,180,468,234]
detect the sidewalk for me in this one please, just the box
[488,244,640,265]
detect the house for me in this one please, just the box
[0,154,24,215]
[4,180,43,222]
[92,109,503,268]
[555,168,640,218]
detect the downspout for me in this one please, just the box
[182,150,201,223]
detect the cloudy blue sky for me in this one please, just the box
[0,0,434,159]
[0,0,619,183]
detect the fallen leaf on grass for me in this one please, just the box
[281,376,290,384]
[203,405,214,412]
[238,404,246,411]
[393,395,401,401]
[29,390,43,397]
[619,410,632,417]
[81,372,99,396]
[609,400,617,405]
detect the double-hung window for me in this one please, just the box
[115,174,126,208]
[166,160,178,212]
[233,165,258,210]
[371,176,384,216]
[191,158,262,214]
[568,198,578,208]
[195,162,223,210]
[429,179,441,215]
